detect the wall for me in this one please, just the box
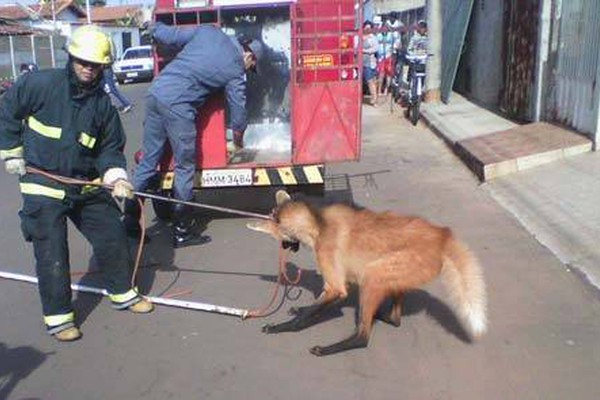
[454,0,504,109]
[0,35,67,79]
[545,0,600,141]
[373,0,425,13]
[103,27,141,59]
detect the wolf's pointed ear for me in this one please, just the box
[247,220,279,236]
[275,190,291,206]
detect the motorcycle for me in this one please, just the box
[404,52,429,126]
[389,44,431,126]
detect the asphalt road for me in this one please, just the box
[1,83,600,400]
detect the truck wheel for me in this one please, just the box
[152,195,173,220]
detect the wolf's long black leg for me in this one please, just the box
[288,302,325,317]
[308,278,385,356]
[309,330,369,356]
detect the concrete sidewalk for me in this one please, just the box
[421,93,600,292]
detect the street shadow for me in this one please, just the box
[72,218,178,325]
[0,342,51,400]
[89,168,388,309]
[400,290,471,342]
[131,218,178,293]
[72,257,106,327]
[256,262,470,342]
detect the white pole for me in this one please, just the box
[51,0,57,28]
[532,0,551,122]
[0,270,249,318]
[86,0,91,24]
[30,35,37,65]
[9,36,17,79]
[49,35,56,67]
[425,0,442,102]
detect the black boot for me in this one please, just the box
[172,203,211,248]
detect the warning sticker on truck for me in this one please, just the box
[301,54,334,68]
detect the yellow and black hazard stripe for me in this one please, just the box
[159,165,324,190]
[253,165,324,186]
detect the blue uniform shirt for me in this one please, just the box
[149,22,248,132]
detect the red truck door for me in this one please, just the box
[292,0,362,164]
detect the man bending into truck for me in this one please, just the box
[124,21,263,248]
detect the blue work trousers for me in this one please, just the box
[103,78,132,109]
[134,94,198,201]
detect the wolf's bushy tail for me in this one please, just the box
[441,236,488,339]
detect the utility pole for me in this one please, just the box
[51,0,57,67]
[86,0,91,24]
[51,0,56,28]
[425,0,441,102]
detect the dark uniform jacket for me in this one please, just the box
[149,22,248,132]
[0,65,127,199]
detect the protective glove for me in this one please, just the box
[112,179,135,200]
[4,158,26,176]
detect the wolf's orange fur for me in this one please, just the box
[248,191,487,356]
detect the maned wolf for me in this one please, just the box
[247,190,487,356]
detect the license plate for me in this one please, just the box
[200,169,253,187]
[126,72,139,78]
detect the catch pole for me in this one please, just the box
[0,270,249,318]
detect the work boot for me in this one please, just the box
[128,298,154,313]
[173,224,212,248]
[54,326,82,342]
[172,203,211,248]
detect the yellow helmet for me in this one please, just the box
[67,25,113,65]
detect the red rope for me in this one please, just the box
[25,166,302,317]
[246,245,302,318]
[25,166,146,288]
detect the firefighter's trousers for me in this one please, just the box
[133,94,197,202]
[19,190,140,334]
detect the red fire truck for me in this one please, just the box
[144,0,363,213]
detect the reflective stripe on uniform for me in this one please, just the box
[109,288,140,309]
[0,146,24,160]
[78,132,97,149]
[20,182,66,200]
[27,116,62,139]
[44,311,75,327]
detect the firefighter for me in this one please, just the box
[0,25,154,342]
[125,21,263,247]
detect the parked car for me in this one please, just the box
[112,45,154,84]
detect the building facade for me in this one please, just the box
[453,0,600,146]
